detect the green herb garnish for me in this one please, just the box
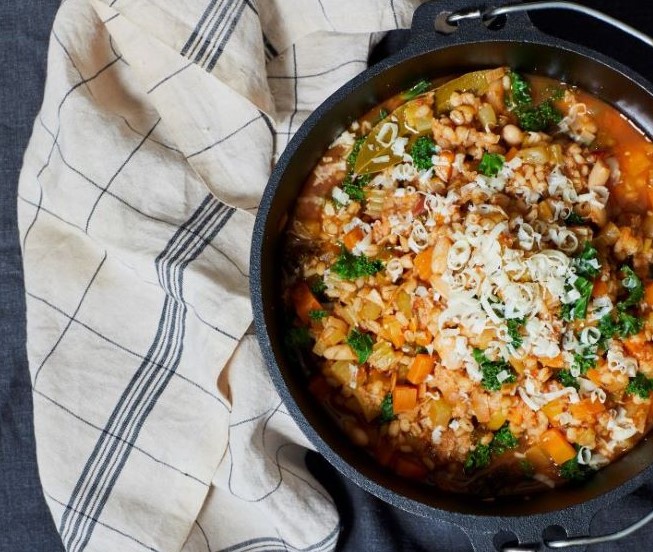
[332,247,383,280]
[402,79,432,100]
[491,423,519,455]
[347,328,374,364]
[516,100,563,132]
[626,373,653,399]
[378,392,396,423]
[564,212,587,226]
[473,349,517,392]
[346,137,365,169]
[572,349,597,376]
[598,311,644,347]
[376,108,389,123]
[506,71,563,132]
[342,174,366,202]
[620,266,644,309]
[507,72,532,109]
[561,275,593,321]
[560,453,595,482]
[308,309,327,321]
[464,443,492,473]
[478,152,505,177]
[575,241,601,278]
[506,317,526,349]
[410,136,438,171]
[556,369,580,390]
[310,278,327,296]
[465,423,519,473]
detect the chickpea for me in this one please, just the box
[502,124,523,146]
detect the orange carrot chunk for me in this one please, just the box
[592,279,609,298]
[586,368,603,388]
[392,385,417,412]
[343,226,365,251]
[414,247,433,281]
[291,282,322,324]
[406,354,434,385]
[541,428,576,465]
[569,399,605,422]
[541,354,565,369]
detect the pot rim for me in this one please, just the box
[250,20,653,536]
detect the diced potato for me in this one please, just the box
[486,410,507,431]
[429,399,453,428]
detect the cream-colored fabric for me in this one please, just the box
[18,1,423,550]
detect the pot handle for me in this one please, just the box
[409,0,653,49]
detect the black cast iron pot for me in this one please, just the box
[251,1,653,550]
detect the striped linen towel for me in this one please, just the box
[17,0,425,551]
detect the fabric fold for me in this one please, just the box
[18,1,424,551]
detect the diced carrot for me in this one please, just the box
[525,445,552,471]
[540,428,576,465]
[343,226,364,251]
[541,355,565,369]
[392,385,417,412]
[592,279,609,298]
[542,399,565,424]
[569,399,605,423]
[623,335,648,357]
[505,147,519,161]
[586,368,603,388]
[308,376,331,401]
[406,354,434,385]
[291,282,322,324]
[414,247,433,281]
[645,282,653,306]
[394,456,429,479]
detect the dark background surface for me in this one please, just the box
[1,1,653,551]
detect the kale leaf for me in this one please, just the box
[560,454,595,482]
[516,100,563,132]
[561,275,593,321]
[626,373,653,399]
[464,443,492,473]
[347,328,374,364]
[491,423,519,455]
[575,241,601,279]
[308,309,327,320]
[619,266,644,309]
[507,317,526,349]
[478,152,505,177]
[507,72,532,109]
[410,136,438,171]
[556,369,580,390]
[473,349,517,392]
[346,137,366,169]
[564,212,587,226]
[378,393,396,423]
[332,247,383,280]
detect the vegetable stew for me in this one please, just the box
[281,67,653,496]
